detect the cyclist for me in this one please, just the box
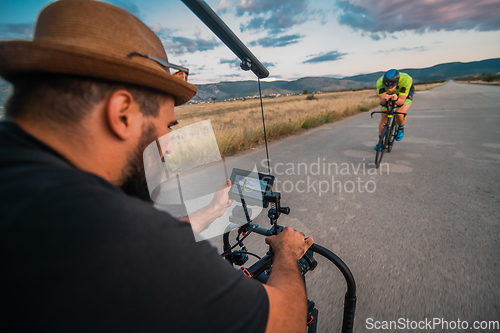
[0,1,313,332]
[374,69,414,150]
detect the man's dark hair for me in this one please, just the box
[5,73,170,124]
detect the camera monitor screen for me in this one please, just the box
[229,168,274,206]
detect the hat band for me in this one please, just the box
[126,52,189,78]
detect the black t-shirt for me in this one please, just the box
[0,121,269,332]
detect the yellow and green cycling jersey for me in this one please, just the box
[376,72,414,109]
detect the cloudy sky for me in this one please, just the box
[1,0,500,84]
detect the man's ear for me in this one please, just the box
[105,90,142,140]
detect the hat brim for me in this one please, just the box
[0,41,197,106]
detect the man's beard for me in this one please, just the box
[120,122,158,202]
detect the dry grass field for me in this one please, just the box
[173,83,443,156]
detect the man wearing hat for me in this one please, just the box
[0,1,313,332]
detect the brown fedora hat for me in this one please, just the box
[0,0,197,106]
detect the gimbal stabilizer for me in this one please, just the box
[222,188,356,332]
[182,1,357,331]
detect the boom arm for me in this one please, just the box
[181,0,269,79]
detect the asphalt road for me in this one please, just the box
[214,81,500,332]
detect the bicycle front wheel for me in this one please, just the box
[375,127,388,168]
[387,124,397,153]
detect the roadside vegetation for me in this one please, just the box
[456,73,500,85]
[175,82,443,156]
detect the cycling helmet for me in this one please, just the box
[383,69,400,89]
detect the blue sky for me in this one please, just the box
[1,0,500,84]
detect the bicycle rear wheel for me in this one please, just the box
[375,127,388,168]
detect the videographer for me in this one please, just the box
[0,1,313,332]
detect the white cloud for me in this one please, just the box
[216,0,230,13]
[153,23,162,32]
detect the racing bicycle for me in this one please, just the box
[371,99,407,168]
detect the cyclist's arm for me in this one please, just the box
[382,94,406,106]
[395,74,412,106]
[263,228,314,333]
[377,79,388,105]
[395,94,407,106]
[379,93,388,105]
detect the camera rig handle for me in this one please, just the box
[310,243,356,333]
[223,223,356,333]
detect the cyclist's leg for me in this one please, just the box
[375,107,388,150]
[396,103,410,126]
[395,102,410,141]
[396,85,414,126]
[379,110,388,136]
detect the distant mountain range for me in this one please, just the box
[191,76,371,101]
[344,58,500,83]
[1,57,499,107]
[192,57,500,102]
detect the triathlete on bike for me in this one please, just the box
[374,69,414,150]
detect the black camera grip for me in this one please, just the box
[309,244,356,332]
[341,293,356,333]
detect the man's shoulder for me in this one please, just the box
[376,76,384,87]
[400,72,413,81]
[376,76,385,94]
[2,157,179,228]
[0,135,173,231]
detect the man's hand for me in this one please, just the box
[384,94,398,101]
[262,227,314,333]
[208,179,233,218]
[180,180,233,233]
[265,227,314,261]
